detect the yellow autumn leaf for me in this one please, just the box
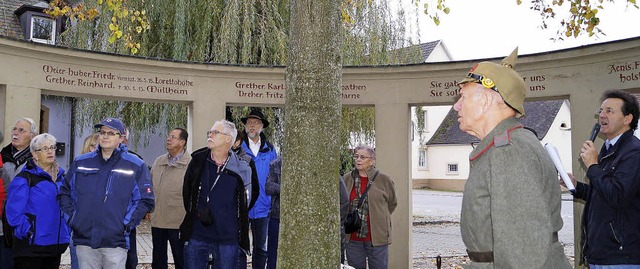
[136,26,142,33]
[88,9,99,19]
[116,30,123,38]
[141,10,145,15]
[98,0,103,4]
[131,47,138,54]
[109,23,117,31]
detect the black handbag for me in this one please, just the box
[344,171,378,234]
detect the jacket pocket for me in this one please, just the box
[26,213,36,245]
[609,222,623,250]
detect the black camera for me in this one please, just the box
[197,207,214,226]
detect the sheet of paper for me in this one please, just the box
[544,143,576,193]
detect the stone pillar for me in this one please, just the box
[375,103,411,268]
[190,98,225,150]
[2,86,41,138]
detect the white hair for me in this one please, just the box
[30,133,56,154]
[16,117,38,135]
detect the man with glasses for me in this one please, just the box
[239,109,277,269]
[180,120,252,269]
[1,117,38,268]
[454,49,570,268]
[58,118,154,269]
[149,128,191,269]
[566,90,640,268]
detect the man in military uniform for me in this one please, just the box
[453,49,571,268]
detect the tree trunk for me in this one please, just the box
[279,0,342,268]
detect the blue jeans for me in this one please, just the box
[266,218,279,269]
[184,239,238,269]
[152,227,183,269]
[250,217,268,269]
[589,265,640,269]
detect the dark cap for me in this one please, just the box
[241,109,269,128]
[458,48,526,117]
[94,118,126,135]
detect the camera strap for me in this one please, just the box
[204,154,230,203]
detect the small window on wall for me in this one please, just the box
[447,163,459,175]
[418,149,427,170]
[31,16,56,44]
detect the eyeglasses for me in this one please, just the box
[207,130,229,137]
[99,130,121,137]
[245,120,263,126]
[167,135,181,140]
[12,127,28,134]
[353,155,372,160]
[596,108,619,115]
[35,145,57,152]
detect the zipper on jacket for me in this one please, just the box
[609,222,623,250]
[104,174,114,202]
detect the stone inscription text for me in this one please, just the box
[42,64,192,96]
[608,61,640,83]
[235,81,366,99]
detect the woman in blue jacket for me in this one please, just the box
[6,133,69,268]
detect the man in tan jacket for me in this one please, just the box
[149,128,191,269]
[454,49,571,268]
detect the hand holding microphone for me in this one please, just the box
[589,122,601,142]
[580,122,600,167]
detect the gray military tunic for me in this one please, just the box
[460,117,571,268]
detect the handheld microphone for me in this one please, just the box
[589,122,601,142]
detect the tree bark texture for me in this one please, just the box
[280,0,343,268]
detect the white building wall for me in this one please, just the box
[539,100,573,173]
[411,105,451,182]
[424,44,453,62]
[426,145,472,180]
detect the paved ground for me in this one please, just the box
[60,189,577,268]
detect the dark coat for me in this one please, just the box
[179,147,251,253]
[574,129,640,265]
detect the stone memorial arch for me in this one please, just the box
[1,36,640,268]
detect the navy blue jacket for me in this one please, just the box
[6,160,69,257]
[58,144,154,249]
[573,129,640,265]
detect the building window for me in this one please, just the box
[418,149,427,170]
[447,163,459,175]
[31,16,56,44]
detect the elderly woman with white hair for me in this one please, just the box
[344,145,397,269]
[5,133,70,268]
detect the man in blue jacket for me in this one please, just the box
[58,118,154,269]
[240,109,277,269]
[568,90,640,267]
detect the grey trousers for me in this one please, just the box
[345,240,388,269]
[76,245,127,269]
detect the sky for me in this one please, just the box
[407,0,640,61]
